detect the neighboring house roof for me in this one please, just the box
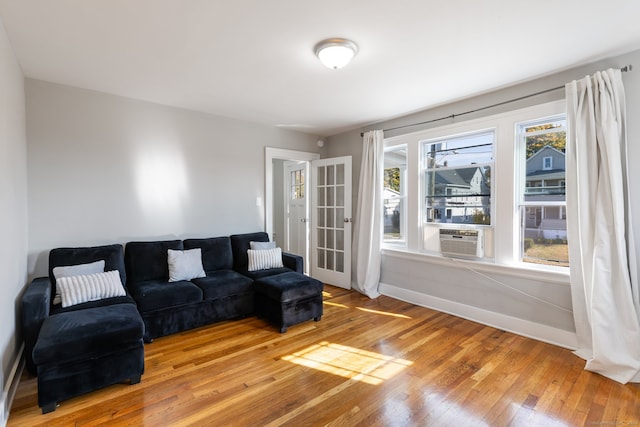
[434,168,480,186]
[526,168,565,177]
[528,145,565,164]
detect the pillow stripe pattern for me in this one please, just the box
[52,260,105,305]
[57,270,126,308]
[247,247,284,271]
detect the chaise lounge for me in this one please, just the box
[22,244,145,413]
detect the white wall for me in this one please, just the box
[0,15,27,420]
[26,80,320,277]
[326,48,640,347]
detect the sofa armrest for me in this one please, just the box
[282,252,303,273]
[22,277,51,375]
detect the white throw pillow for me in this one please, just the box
[167,248,206,282]
[57,270,126,308]
[250,241,276,250]
[247,247,284,271]
[52,260,105,305]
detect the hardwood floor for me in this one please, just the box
[8,285,640,426]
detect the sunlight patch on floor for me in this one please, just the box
[323,301,349,308]
[282,341,413,385]
[356,307,412,319]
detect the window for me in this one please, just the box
[423,130,493,225]
[383,146,407,243]
[517,116,568,267]
[381,100,566,273]
[290,169,304,200]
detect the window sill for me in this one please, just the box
[381,247,570,285]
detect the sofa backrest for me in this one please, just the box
[125,240,183,283]
[183,237,233,273]
[48,244,128,296]
[229,232,269,271]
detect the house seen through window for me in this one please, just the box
[423,130,493,225]
[518,116,568,267]
[383,146,407,242]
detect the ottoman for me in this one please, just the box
[254,272,324,333]
[32,303,145,413]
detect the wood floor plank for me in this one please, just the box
[8,285,640,426]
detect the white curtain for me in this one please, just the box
[566,68,640,383]
[352,130,384,298]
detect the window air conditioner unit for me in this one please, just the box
[439,228,484,258]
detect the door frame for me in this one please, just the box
[265,147,320,255]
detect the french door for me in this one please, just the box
[311,156,352,289]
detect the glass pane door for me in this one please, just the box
[312,157,352,288]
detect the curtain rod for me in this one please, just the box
[361,64,633,137]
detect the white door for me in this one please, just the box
[311,156,352,288]
[284,161,309,273]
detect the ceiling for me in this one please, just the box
[1,1,639,137]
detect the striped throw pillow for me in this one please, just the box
[56,270,126,307]
[247,248,284,271]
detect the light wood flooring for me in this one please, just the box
[8,285,640,426]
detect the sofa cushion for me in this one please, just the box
[230,232,269,272]
[32,304,144,365]
[125,240,183,283]
[50,295,137,316]
[239,267,292,280]
[49,244,128,302]
[254,272,324,303]
[129,279,203,313]
[167,248,206,282]
[183,237,234,272]
[191,270,254,300]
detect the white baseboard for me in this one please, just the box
[379,282,578,350]
[1,344,24,427]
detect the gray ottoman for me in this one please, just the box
[254,272,324,333]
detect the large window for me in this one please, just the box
[517,116,568,267]
[381,100,567,273]
[383,146,407,243]
[423,130,493,225]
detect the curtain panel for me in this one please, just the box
[566,68,640,383]
[352,130,384,298]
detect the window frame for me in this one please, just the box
[516,114,568,269]
[381,100,568,277]
[421,129,495,228]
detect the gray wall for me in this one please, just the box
[0,16,28,409]
[272,158,285,246]
[327,48,640,338]
[26,79,320,277]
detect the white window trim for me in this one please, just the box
[383,145,408,246]
[382,100,567,278]
[543,156,553,170]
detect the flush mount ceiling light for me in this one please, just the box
[314,38,358,69]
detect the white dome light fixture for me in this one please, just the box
[314,38,358,70]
